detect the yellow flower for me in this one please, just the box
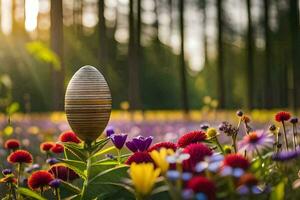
[149,148,174,174]
[207,128,218,138]
[130,163,160,196]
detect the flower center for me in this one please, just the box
[248,133,259,143]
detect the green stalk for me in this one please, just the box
[293,124,297,150]
[232,133,237,153]
[215,137,224,154]
[17,163,22,187]
[282,121,289,150]
[117,149,121,165]
[55,188,61,200]
[81,142,92,199]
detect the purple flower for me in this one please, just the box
[126,141,138,152]
[272,149,300,161]
[126,135,153,152]
[110,134,127,149]
[238,130,273,156]
[290,117,299,124]
[106,126,115,137]
[49,179,61,188]
[46,157,59,165]
[2,169,13,176]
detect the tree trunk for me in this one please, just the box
[98,0,107,70]
[137,0,143,110]
[50,0,65,110]
[128,0,140,110]
[179,0,189,114]
[289,0,300,112]
[246,0,254,110]
[168,0,173,44]
[202,0,208,66]
[263,0,272,108]
[153,0,159,41]
[217,0,225,108]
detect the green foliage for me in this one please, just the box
[26,41,61,71]
[17,187,46,200]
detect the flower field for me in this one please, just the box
[1,110,300,199]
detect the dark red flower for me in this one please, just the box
[4,139,20,150]
[7,150,33,164]
[275,111,291,122]
[125,151,154,165]
[28,170,54,190]
[183,143,212,172]
[148,142,177,152]
[223,154,250,170]
[40,142,54,152]
[59,131,81,144]
[238,173,258,187]
[177,130,207,148]
[187,176,216,200]
[49,165,79,181]
[51,144,64,154]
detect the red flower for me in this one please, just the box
[187,176,216,200]
[49,165,79,181]
[4,139,20,150]
[7,150,33,164]
[177,130,207,148]
[223,154,250,170]
[59,131,81,144]
[125,151,154,165]
[51,144,64,154]
[183,143,212,172]
[40,142,54,152]
[275,111,291,122]
[28,170,54,190]
[148,142,177,152]
[238,173,258,187]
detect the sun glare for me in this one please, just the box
[25,0,39,32]
[1,0,12,35]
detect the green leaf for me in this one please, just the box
[81,166,130,199]
[26,41,61,70]
[90,137,110,156]
[63,142,87,161]
[271,181,285,200]
[91,146,116,159]
[18,187,46,200]
[58,159,87,172]
[6,102,19,115]
[59,181,81,199]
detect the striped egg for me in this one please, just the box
[65,65,112,143]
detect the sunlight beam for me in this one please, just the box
[25,0,39,32]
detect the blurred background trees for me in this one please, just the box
[0,0,299,112]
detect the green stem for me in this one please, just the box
[81,142,92,199]
[17,163,22,187]
[40,187,44,196]
[55,188,61,200]
[232,134,237,153]
[117,149,121,165]
[164,178,180,200]
[282,121,289,150]
[275,133,279,153]
[176,163,183,192]
[293,124,297,150]
[215,137,224,154]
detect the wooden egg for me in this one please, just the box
[65,65,112,142]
